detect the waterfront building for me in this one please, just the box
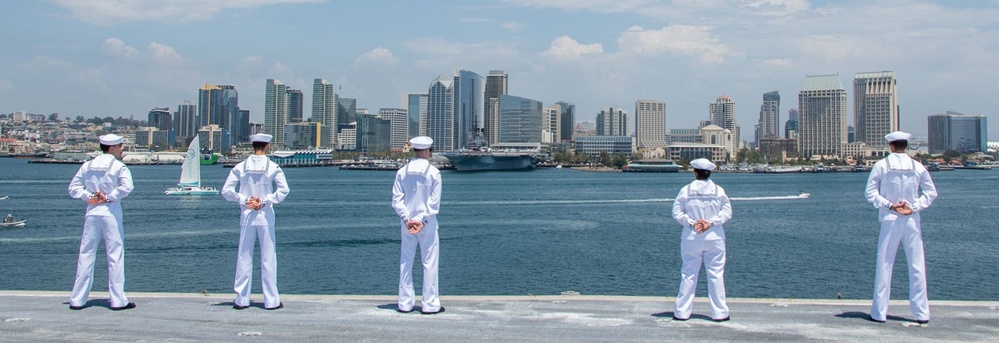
[338,98,357,126]
[798,74,848,158]
[148,107,172,132]
[700,125,736,161]
[667,128,703,144]
[596,108,628,136]
[268,149,333,166]
[356,114,391,153]
[284,122,332,150]
[378,108,409,149]
[757,91,780,147]
[854,71,898,149]
[635,99,668,149]
[197,124,230,153]
[557,102,575,142]
[759,135,797,161]
[135,127,174,151]
[575,136,633,157]
[927,111,988,153]
[426,74,455,151]
[498,94,543,143]
[543,104,561,144]
[265,79,289,148]
[485,70,508,145]
[453,70,485,149]
[312,79,337,149]
[287,89,304,123]
[174,101,198,140]
[665,143,727,164]
[406,93,427,138]
[709,95,739,149]
[337,124,356,151]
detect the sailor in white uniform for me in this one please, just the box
[671,158,732,322]
[865,131,937,324]
[222,133,290,310]
[391,136,444,314]
[67,133,136,310]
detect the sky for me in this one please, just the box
[1,0,997,140]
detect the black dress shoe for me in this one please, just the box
[712,316,730,322]
[69,305,85,310]
[396,308,413,313]
[420,306,445,315]
[671,316,689,321]
[264,303,283,310]
[110,302,136,311]
[868,315,886,323]
[915,319,929,324]
[233,304,249,310]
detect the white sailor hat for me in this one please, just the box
[250,133,273,143]
[410,136,433,150]
[884,131,912,142]
[99,134,123,145]
[690,158,716,171]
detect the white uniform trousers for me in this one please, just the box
[70,215,128,308]
[234,210,280,308]
[675,239,729,320]
[871,215,929,321]
[399,217,440,312]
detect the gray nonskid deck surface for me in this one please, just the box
[1,292,997,342]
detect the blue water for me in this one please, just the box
[0,158,996,301]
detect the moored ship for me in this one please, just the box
[443,149,538,172]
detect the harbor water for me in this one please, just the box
[0,158,996,301]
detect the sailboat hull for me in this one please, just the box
[164,187,220,195]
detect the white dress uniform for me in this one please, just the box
[67,134,134,309]
[865,131,937,322]
[221,134,290,309]
[391,136,443,313]
[671,159,732,321]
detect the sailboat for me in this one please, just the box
[164,135,220,196]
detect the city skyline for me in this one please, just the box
[0,1,997,140]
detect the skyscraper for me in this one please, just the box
[854,71,898,149]
[287,89,304,123]
[498,94,543,143]
[785,108,798,139]
[356,114,392,153]
[148,107,172,132]
[265,79,289,148]
[378,108,409,149]
[237,109,250,142]
[927,111,988,153]
[757,91,780,146]
[709,95,738,147]
[798,74,848,158]
[407,93,428,138]
[557,102,575,142]
[427,74,454,151]
[453,70,485,148]
[542,104,561,143]
[635,99,667,149]
[312,79,337,149]
[338,98,357,126]
[485,70,508,145]
[198,84,238,131]
[596,108,628,136]
[174,101,197,139]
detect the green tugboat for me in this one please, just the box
[199,146,219,165]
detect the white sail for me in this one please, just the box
[178,135,201,187]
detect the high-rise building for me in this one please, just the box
[498,94,543,143]
[485,70,508,145]
[237,109,250,143]
[356,114,391,153]
[927,111,988,153]
[284,122,332,149]
[757,91,780,147]
[709,95,739,148]
[265,79,289,148]
[427,74,454,151]
[798,74,848,158]
[854,71,898,149]
[197,124,230,153]
[148,107,172,132]
[785,108,799,139]
[635,99,667,149]
[338,98,357,126]
[198,84,238,132]
[596,107,628,136]
[287,89,304,123]
[312,79,337,149]
[378,108,409,149]
[174,101,198,139]
[542,104,561,143]
[407,93,428,138]
[453,70,485,148]
[557,102,575,142]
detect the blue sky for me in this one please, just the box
[1,0,997,140]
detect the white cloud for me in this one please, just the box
[353,47,399,67]
[761,58,792,68]
[541,36,604,60]
[616,25,737,63]
[147,42,184,64]
[741,0,808,16]
[502,21,526,30]
[0,79,13,91]
[55,0,323,26]
[101,38,139,58]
